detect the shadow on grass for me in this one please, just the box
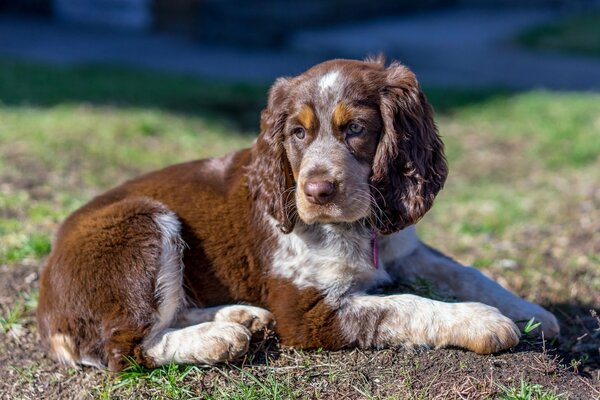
[0,58,269,132]
[0,58,517,132]
[547,302,600,373]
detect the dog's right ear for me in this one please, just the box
[248,78,296,233]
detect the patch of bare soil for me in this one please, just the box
[1,263,598,399]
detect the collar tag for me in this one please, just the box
[371,229,379,269]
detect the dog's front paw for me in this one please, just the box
[214,305,276,335]
[444,303,521,354]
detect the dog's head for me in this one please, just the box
[249,58,448,234]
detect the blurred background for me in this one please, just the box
[1,0,600,86]
[0,1,599,398]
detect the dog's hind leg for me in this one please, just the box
[38,197,252,370]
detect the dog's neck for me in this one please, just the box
[270,218,390,296]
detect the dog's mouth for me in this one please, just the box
[301,204,341,223]
[295,189,371,225]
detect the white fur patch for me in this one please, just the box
[51,332,105,369]
[270,219,390,298]
[144,322,251,366]
[319,71,340,92]
[50,333,78,367]
[80,356,106,369]
[203,152,238,180]
[149,211,186,339]
[267,215,521,352]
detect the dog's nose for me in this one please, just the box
[303,179,336,205]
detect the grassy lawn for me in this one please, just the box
[516,13,600,57]
[0,59,599,398]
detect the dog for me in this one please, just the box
[37,58,559,371]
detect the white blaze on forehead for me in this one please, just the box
[319,71,340,92]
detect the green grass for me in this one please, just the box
[0,300,24,333]
[0,189,71,264]
[420,90,600,245]
[451,91,600,168]
[207,366,300,400]
[95,360,301,399]
[522,318,542,335]
[0,59,268,130]
[0,232,51,264]
[0,60,260,266]
[517,13,600,57]
[0,291,37,333]
[110,360,200,399]
[498,379,564,400]
[0,104,253,188]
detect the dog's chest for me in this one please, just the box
[270,223,390,295]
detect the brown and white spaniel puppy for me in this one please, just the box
[37,58,559,371]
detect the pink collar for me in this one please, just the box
[371,229,379,269]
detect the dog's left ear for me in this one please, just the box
[371,62,448,234]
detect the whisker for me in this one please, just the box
[273,185,298,225]
[350,192,385,229]
[367,184,394,227]
[368,183,388,208]
[354,190,390,229]
[283,188,298,224]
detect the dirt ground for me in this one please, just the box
[1,259,599,399]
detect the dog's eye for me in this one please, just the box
[347,122,365,136]
[293,127,306,140]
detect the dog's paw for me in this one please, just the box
[445,303,521,354]
[189,322,251,364]
[146,321,251,366]
[214,305,276,335]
